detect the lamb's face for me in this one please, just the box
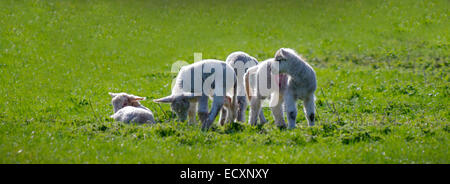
[111,95,129,112]
[170,96,190,122]
[153,94,193,122]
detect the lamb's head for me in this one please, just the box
[109,92,146,113]
[273,48,302,73]
[153,94,196,122]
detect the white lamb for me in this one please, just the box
[225,51,259,122]
[272,48,317,128]
[244,59,288,126]
[109,92,156,124]
[153,59,237,130]
[245,48,316,129]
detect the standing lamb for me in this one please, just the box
[109,92,156,124]
[272,48,317,128]
[153,59,237,130]
[225,51,259,122]
[244,59,288,127]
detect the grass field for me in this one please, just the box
[0,0,448,163]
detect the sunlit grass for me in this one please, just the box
[0,0,448,163]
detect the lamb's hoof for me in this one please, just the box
[198,112,208,123]
[276,122,287,129]
[259,119,268,125]
[237,112,245,122]
[237,117,246,123]
[219,119,226,126]
[201,118,214,131]
[248,120,257,126]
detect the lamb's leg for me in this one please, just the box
[219,108,227,126]
[223,96,234,124]
[303,94,316,126]
[188,102,197,125]
[197,95,209,125]
[225,108,234,124]
[258,109,267,125]
[284,92,297,129]
[248,97,262,126]
[202,96,225,130]
[271,92,286,128]
[236,96,247,122]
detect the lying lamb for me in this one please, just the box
[153,59,237,130]
[109,92,156,124]
[225,51,259,122]
[272,48,317,128]
[244,59,288,126]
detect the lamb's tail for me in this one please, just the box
[244,66,258,102]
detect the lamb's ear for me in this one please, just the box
[153,96,174,103]
[275,48,287,61]
[135,97,146,101]
[131,96,146,101]
[109,92,118,98]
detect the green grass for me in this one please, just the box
[0,0,448,163]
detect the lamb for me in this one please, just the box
[225,51,259,122]
[271,48,317,128]
[109,92,156,124]
[244,59,288,127]
[153,59,237,130]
